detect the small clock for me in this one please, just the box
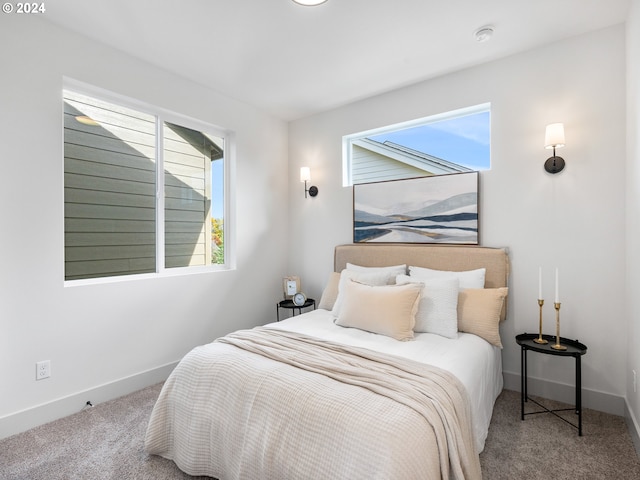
[292,292,307,306]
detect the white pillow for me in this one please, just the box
[335,279,422,341]
[409,266,485,290]
[331,269,394,317]
[346,263,406,284]
[396,275,459,338]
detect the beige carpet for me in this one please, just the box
[480,390,640,479]
[1,384,639,479]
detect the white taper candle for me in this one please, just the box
[538,267,542,300]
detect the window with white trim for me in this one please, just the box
[63,86,230,281]
[343,104,491,186]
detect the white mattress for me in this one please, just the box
[268,308,503,453]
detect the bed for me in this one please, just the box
[145,244,509,480]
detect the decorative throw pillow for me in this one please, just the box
[409,266,486,290]
[335,280,423,341]
[457,287,508,348]
[321,265,407,311]
[396,275,459,338]
[346,263,407,284]
[331,269,395,317]
[318,272,341,310]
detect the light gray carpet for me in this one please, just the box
[480,390,640,479]
[1,385,639,479]
[0,384,203,480]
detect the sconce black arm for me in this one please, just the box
[305,181,319,198]
[544,147,565,174]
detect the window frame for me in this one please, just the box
[342,103,490,187]
[63,78,235,286]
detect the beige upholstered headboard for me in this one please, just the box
[334,244,510,318]
[334,244,509,288]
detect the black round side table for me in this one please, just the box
[516,333,588,435]
[276,298,315,321]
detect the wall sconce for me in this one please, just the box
[300,167,318,198]
[544,123,566,174]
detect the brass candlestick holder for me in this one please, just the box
[551,302,567,350]
[533,299,548,344]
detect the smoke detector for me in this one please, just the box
[292,0,328,5]
[474,26,494,43]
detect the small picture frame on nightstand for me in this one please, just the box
[282,276,300,299]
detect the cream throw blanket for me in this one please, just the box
[145,327,481,480]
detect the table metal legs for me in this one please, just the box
[521,346,527,420]
[576,355,582,435]
[520,346,583,436]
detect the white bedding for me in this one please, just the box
[146,324,483,479]
[268,308,503,453]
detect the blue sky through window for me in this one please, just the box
[368,110,490,170]
[211,159,224,219]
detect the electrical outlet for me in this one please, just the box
[36,360,50,380]
[634,370,637,393]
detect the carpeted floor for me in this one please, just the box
[1,385,639,479]
[480,390,640,479]
[0,384,200,480]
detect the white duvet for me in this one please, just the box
[268,308,503,453]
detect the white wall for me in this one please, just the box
[289,26,627,412]
[626,0,640,445]
[0,16,289,437]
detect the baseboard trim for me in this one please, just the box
[0,361,178,440]
[625,398,640,458]
[503,370,625,416]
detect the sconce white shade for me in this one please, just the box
[300,167,318,197]
[545,123,565,149]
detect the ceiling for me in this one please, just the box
[44,0,630,121]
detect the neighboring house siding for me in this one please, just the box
[163,123,211,269]
[350,138,471,185]
[64,94,157,280]
[63,94,211,280]
[352,145,429,184]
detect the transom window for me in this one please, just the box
[343,104,490,186]
[63,85,230,282]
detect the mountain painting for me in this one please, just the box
[353,172,479,244]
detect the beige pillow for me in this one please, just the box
[318,272,341,310]
[335,280,423,341]
[457,287,508,348]
[320,267,406,311]
[331,270,396,317]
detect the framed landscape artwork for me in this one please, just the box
[353,171,479,244]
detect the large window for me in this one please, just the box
[343,104,490,186]
[63,86,230,281]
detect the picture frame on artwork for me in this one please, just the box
[353,171,479,244]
